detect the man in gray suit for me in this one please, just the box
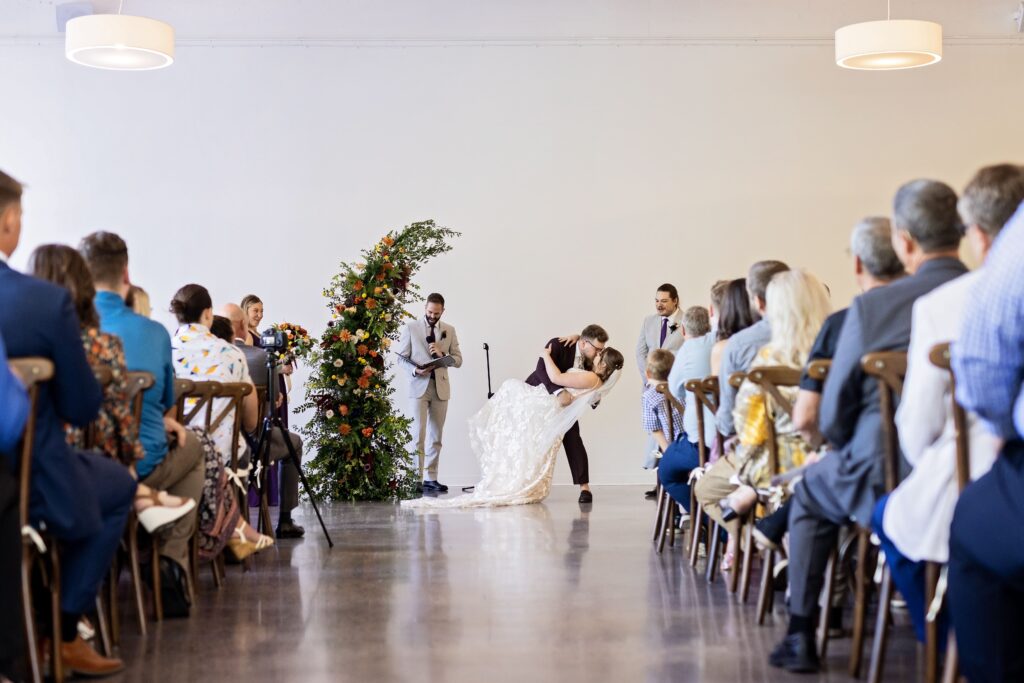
[221,303,306,538]
[395,293,463,493]
[770,179,968,673]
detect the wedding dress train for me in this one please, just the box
[402,370,619,509]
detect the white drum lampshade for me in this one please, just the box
[65,14,174,70]
[835,19,942,70]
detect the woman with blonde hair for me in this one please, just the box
[720,268,832,519]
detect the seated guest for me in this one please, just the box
[169,284,274,554]
[771,179,967,674]
[947,197,1024,682]
[29,244,195,533]
[718,269,831,518]
[126,284,151,318]
[0,331,29,683]
[875,164,1024,651]
[641,348,684,467]
[222,303,306,538]
[662,302,719,513]
[0,169,133,676]
[210,314,234,343]
[696,261,789,569]
[757,217,906,549]
[710,279,756,377]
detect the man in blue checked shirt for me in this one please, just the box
[948,200,1024,683]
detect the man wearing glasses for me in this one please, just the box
[526,324,609,504]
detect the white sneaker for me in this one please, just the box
[137,498,196,534]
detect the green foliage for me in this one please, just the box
[297,220,459,501]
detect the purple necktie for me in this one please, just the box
[659,318,668,347]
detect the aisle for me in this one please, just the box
[113,486,919,682]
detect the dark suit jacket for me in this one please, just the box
[0,261,103,537]
[816,257,967,525]
[526,338,576,393]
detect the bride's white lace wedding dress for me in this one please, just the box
[402,369,619,509]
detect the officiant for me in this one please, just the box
[395,292,463,493]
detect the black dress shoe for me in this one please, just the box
[644,488,657,499]
[276,521,305,538]
[423,480,448,492]
[578,490,593,504]
[768,632,820,673]
[432,481,449,492]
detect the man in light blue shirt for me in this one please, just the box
[79,231,204,577]
[947,200,1024,682]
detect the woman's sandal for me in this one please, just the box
[227,523,274,561]
[135,489,197,534]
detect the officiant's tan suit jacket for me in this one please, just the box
[394,317,463,400]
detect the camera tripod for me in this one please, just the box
[250,353,333,547]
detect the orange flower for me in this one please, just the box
[339,329,352,342]
[383,263,394,271]
[339,405,349,416]
[382,236,395,247]
[362,366,374,377]
[373,287,383,295]
[361,427,374,437]
[357,377,370,389]
[354,280,364,291]
[369,350,378,358]
[339,424,352,436]
[375,272,386,281]
[357,344,368,356]
[365,298,378,310]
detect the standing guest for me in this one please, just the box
[770,179,967,674]
[78,231,210,586]
[660,304,716,515]
[127,284,151,318]
[222,302,306,538]
[241,293,263,346]
[0,331,28,683]
[637,284,685,491]
[876,164,1024,653]
[947,200,1024,683]
[0,170,133,677]
[394,293,463,493]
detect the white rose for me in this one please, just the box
[325,410,335,418]
[333,359,344,367]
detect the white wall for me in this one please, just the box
[2,1,1023,485]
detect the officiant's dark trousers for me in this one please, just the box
[563,422,589,485]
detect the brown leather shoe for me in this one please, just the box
[60,636,125,677]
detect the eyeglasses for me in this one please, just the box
[583,339,605,352]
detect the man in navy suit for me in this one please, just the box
[0,170,134,677]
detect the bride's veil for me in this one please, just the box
[538,369,622,449]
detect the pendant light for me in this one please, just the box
[65,1,174,71]
[835,1,942,70]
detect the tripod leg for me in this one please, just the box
[275,420,334,548]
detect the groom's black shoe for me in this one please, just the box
[423,480,449,493]
[578,490,593,504]
[644,489,657,499]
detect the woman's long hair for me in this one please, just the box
[717,278,756,342]
[765,269,831,367]
[29,244,99,329]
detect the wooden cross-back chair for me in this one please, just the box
[703,371,747,586]
[653,384,687,553]
[743,366,802,618]
[859,351,908,683]
[685,376,719,567]
[10,358,58,683]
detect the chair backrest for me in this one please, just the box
[861,351,908,492]
[124,369,155,419]
[209,382,253,469]
[8,358,55,528]
[928,342,971,492]
[806,359,831,384]
[84,366,115,450]
[746,366,803,477]
[686,377,718,467]
[177,380,222,427]
[255,385,269,430]
[728,371,746,390]
[655,384,685,443]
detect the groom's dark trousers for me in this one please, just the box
[526,338,589,485]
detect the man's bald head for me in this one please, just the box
[220,303,247,340]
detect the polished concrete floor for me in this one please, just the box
[111,486,920,682]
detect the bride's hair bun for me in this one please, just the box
[597,347,625,381]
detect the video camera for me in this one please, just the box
[261,329,288,352]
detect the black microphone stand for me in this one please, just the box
[462,342,495,493]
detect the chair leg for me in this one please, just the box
[688,506,705,568]
[924,562,941,683]
[668,503,676,548]
[657,497,673,553]
[21,547,42,683]
[127,519,147,636]
[108,562,120,647]
[189,534,200,602]
[940,633,959,683]
[739,516,755,603]
[706,521,722,583]
[867,562,894,683]
[816,545,839,661]
[849,532,872,677]
[151,539,164,621]
[653,484,666,543]
[49,544,64,683]
[93,595,111,657]
[728,520,742,594]
[756,547,775,625]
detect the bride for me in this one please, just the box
[403,343,624,509]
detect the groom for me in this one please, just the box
[526,324,609,504]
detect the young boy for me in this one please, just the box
[642,348,685,466]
